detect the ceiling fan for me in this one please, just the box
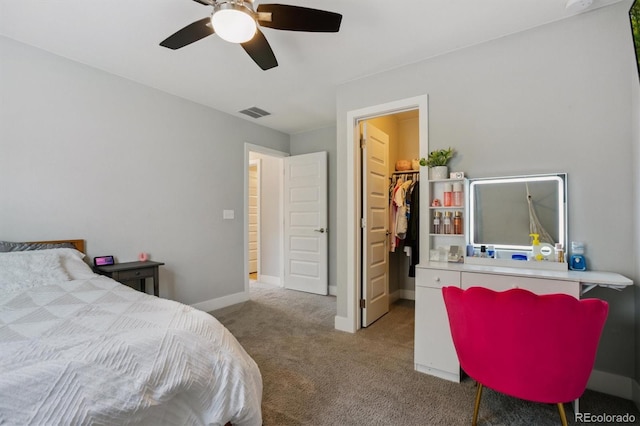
[160,0,342,70]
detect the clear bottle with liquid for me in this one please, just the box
[555,243,564,263]
[433,211,442,234]
[443,211,452,234]
[453,182,463,207]
[443,183,453,207]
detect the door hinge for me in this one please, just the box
[360,299,366,309]
[360,136,366,149]
[360,217,366,228]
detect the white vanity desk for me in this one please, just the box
[414,261,633,383]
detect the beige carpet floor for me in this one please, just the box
[212,282,639,425]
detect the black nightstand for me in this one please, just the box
[94,261,164,296]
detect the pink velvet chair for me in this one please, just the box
[442,286,608,426]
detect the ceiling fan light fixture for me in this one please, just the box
[211,3,257,44]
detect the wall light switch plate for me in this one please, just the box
[223,209,234,220]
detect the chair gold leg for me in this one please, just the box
[472,383,483,426]
[557,403,568,426]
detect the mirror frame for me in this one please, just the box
[468,173,567,252]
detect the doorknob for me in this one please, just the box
[314,228,326,233]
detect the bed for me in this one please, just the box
[0,240,262,425]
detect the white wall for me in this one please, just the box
[336,3,637,378]
[0,36,290,307]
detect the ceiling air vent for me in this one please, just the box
[239,106,271,119]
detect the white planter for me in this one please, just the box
[429,166,448,180]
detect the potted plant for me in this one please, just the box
[420,147,455,179]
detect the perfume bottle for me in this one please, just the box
[443,211,452,234]
[453,182,463,207]
[453,211,463,234]
[433,211,442,234]
[443,183,453,207]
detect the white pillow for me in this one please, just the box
[63,253,98,280]
[23,247,97,280]
[0,248,97,282]
[0,251,70,291]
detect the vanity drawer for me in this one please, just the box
[461,272,580,298]
[116,268,155,281]
[416,268,461,289]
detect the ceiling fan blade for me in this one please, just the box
[256,4,342,32]
[241,29,278,70]
[160,17,214,50]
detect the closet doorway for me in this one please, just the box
[245,145,287,291]
[360,110,420,327]
[248,159,260,282]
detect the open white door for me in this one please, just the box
[283,152,328,295]
[361,122,390,327]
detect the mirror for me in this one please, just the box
[468,173,567,253]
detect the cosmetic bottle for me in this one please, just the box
[443,211,452,234]
[529,233,543,261]
[569,241,587,271]
[433,212,442,234]
[453,182,463,207]
[555,243,564,263]
[453,211,463,234]
[443,183,453,207]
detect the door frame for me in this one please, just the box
[244,143,289,295]
[342,95,429,333]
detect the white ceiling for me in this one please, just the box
[0,0,622,135]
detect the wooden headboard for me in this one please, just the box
[26,239,85,254]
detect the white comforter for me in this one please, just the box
[0,275,262,425]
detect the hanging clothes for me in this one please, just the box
[389,172,420,253]
[394,179,413,240]
[406,181,420,277]
[389,178,403,252]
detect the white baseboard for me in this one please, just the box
[334,315,356,333]
[633,379,640,412]
[400,289,415,301]
[587,369,633,400]
[390,289,416,304]
[258,274,281,286]
[415,363,460,383]
[191,290,249,313]
[329,285,337,296]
